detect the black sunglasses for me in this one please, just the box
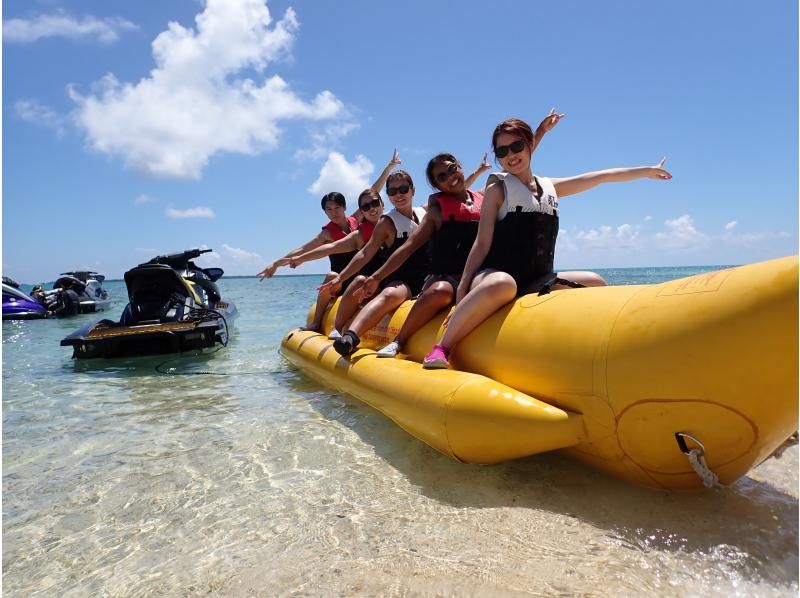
[387,184,410,197]
[360,198,382,211]
[435,162,461,183]
[494,139,526,159]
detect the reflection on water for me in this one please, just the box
[3,274,797,596]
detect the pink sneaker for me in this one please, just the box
[423,344,450,369]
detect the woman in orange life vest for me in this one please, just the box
[359,110,564,358]
[256,150,401,333]
[422,116,673,369]
[308,156,497,355]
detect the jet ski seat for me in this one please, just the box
[122,265,197,324]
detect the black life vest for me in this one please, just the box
[428,190,483,275]
[382,207,429,283]
[481,174,559,285]
[323,216,358,273]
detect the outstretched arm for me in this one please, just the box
[257,230,329,279]
[318,220,393,291]
[362,212,437,298]
[463,153,492,190]
[531,108,565,153]
[371,149,402,194]
[290,230,362,268]
[552,158,672,198]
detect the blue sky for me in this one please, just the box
[3,0,797,283]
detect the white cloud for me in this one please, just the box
[308,152,374,206]
[557,213,793,268]
[4,12,138,44]
[295,122,360,160]
[654,214,705,249]
[221,243,262,261]
[165,206,216,219]
[134,194,157,205]
[220,243,264,272]
[14,100,66,134]
[68,0,344,179]
[575,223,640,249]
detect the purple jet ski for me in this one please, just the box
[2,277,48,320]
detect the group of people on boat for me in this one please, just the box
[258,111,672,369]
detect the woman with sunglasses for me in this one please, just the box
[359,111,563,359]
[422,116,672,369]
[257,151,402,333]
[319,170,428,355]
[329,153,498,356]
[288,189,387,333]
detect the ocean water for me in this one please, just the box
[3,266,797,597]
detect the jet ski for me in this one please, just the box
[42,271,112,315]
[53,270,111,314]
[2,277,48,320]
[60,249,238,359]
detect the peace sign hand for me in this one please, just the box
[649,157,672,180]
[540,107,566,133]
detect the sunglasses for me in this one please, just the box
[494,139,526,159]
[387,184,410,197]
[359,199,382,211]
[435,162,461,183]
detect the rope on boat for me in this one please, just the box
[770,432,799,459]
[675,432,723,489]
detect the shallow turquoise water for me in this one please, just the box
[3,267,797,596]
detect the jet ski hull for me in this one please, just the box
[60,304,237,359]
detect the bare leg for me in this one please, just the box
[308,272,340,332]
[333,275,367,332]
[554,270,608,289]
[348,283,411,337]
[396,281,453,347]
[438,270,517,350]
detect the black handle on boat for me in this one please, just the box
[144,248,213,268]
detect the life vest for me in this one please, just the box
[481,173,559,286]
[428,190,483,274]
[382,206,429,283]
[358,219,386,277]
[323,216,359,273]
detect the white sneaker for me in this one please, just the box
[328,328,342,340]
[376,340,400,358]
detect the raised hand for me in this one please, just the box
[390,148,401,166]
[648,157,672,180]
[539,108,566,133]
[479,152,491,172]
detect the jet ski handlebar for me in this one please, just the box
[144,248,213,269]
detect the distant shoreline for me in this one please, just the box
[14,264,742,286]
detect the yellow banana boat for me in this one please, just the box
[280,256,798,490]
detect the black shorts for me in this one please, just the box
[475,268,560,297]
[383,273,426,298]
[420,273,461,298]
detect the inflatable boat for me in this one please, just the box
[281,256,798,490]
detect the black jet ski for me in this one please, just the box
[61,248,238,359]
[37,271,112,317]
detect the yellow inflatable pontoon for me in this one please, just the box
[280,256,798,490]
